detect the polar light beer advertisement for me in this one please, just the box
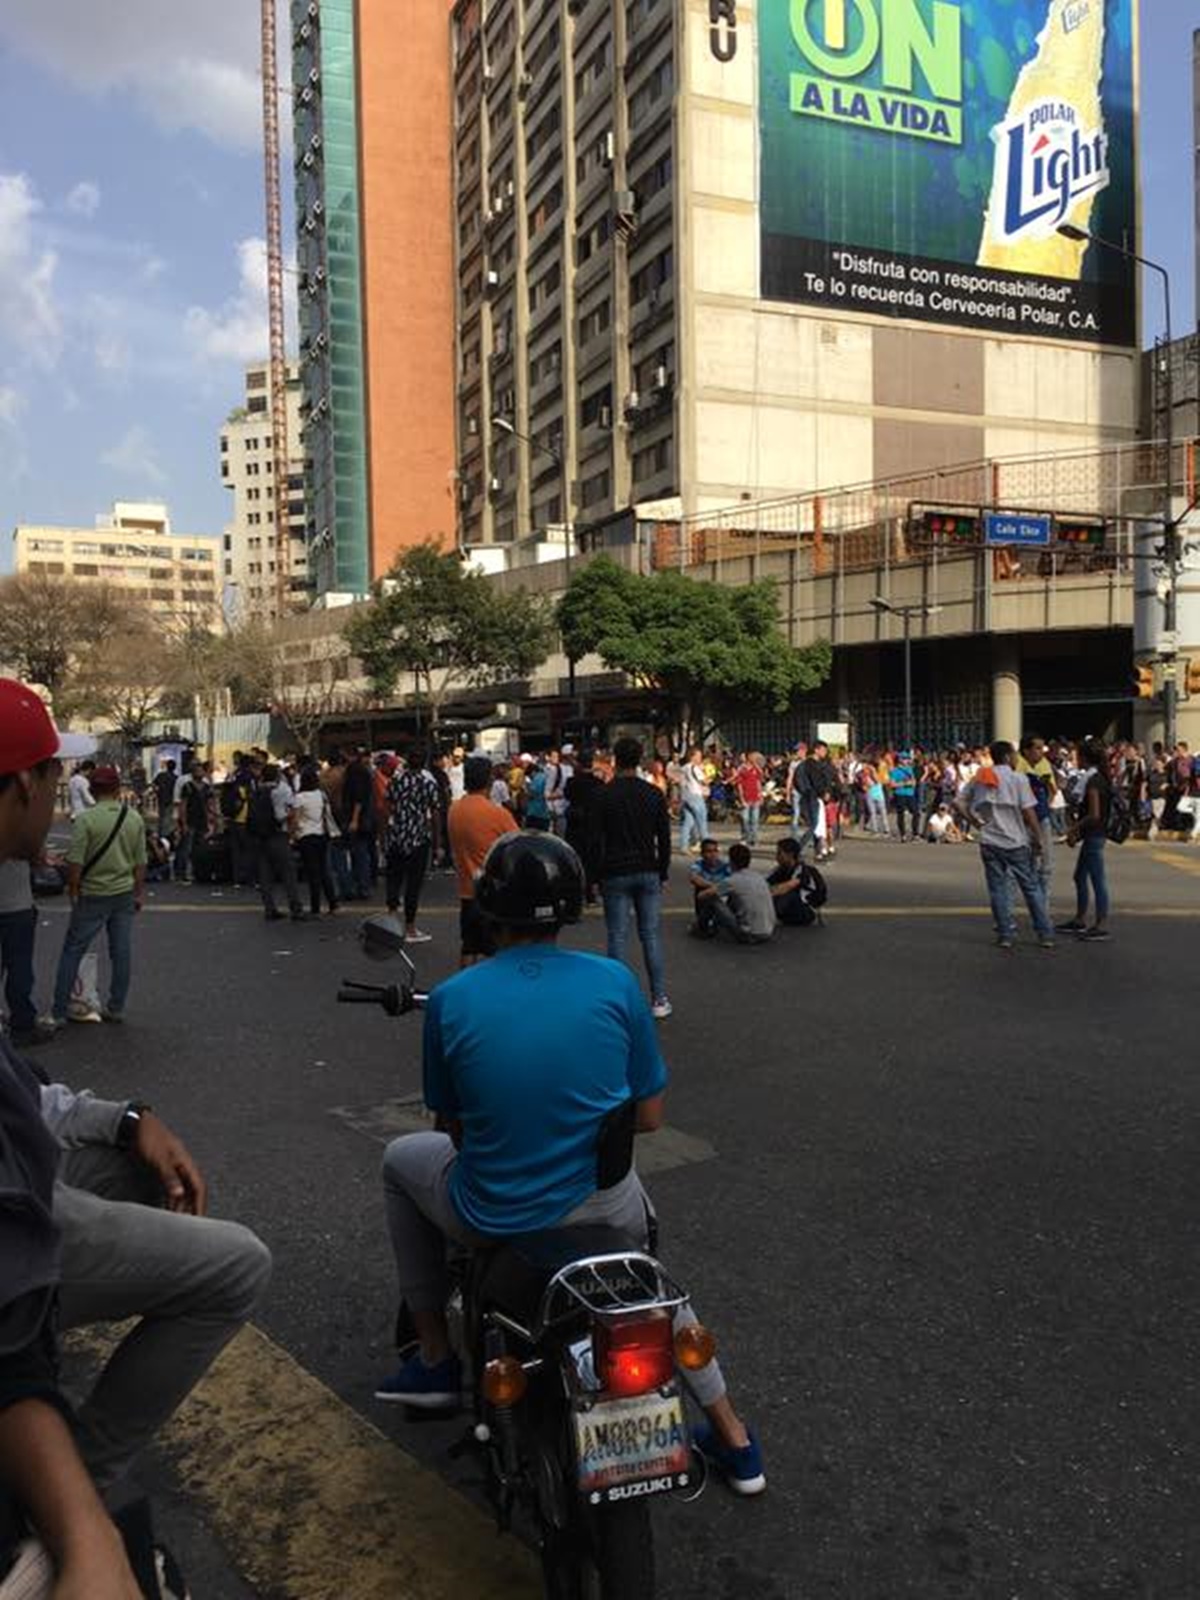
[759,0,1138,345]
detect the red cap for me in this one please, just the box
[90,766,122,789]
[0,679,96,777]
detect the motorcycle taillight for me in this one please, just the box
[593,1314,676,1398]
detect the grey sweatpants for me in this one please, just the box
[381,1131,727,1408]
[55,1144,273,1492]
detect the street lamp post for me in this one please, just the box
[492,415,575,699]
[1057,224,1177,747]
[871,597,943,751]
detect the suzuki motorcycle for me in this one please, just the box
[339,919,714,1600]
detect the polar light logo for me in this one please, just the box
[990,97,1110,241]
[788,0,964,146]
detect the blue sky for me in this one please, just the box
[0,1,1193,570]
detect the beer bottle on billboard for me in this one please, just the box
[978,0,1109,278]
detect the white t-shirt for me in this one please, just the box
[292,789,332,839]
[448,763,465,803]
[928,811,955,840]
[962,766,1036,851]
[67,772,94,818]
[681,763,708,804]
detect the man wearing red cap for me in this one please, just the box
[0,679,271,1589]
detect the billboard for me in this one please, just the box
[759,0,1137,346]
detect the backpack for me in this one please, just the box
[248,786,279,839]
[797,861,828,909]
[1106,788,1132,845]
[220,780,244,821]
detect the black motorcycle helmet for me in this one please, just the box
[475,833,584,931]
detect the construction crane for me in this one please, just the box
[261,0,291,618]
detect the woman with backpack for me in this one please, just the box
[1058,736,1112,942]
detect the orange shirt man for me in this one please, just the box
[447,756,518,966]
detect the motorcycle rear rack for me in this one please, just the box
[535,1251,687,1339]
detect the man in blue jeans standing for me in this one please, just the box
[593,737,673,1019]
[958,741,1055,953]
[51,766,146,1026]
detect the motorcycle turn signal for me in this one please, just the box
[674,1323,717,1371]
[481,1356,528,1407]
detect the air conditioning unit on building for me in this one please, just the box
[459,481,472,505]
[614,188,636,218]
[623,390,640,416]
[490,475,503,494]
[482,61,495,83]
[505,178,516,199]
[600,131,615,166]
[518,71,533,98]
[652,364,670,391]
[599,404,613,430]
[485,268,500,290]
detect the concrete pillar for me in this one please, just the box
[992,637,1022,745]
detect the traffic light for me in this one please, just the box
[918,510,981,545]
[1054,518,1107,550]
[1133,662,1155,699]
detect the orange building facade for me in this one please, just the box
[293,0,457,598]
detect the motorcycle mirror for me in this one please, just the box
[358,914,412,971]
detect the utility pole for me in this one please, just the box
[262,0,291,620]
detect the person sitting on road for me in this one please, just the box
[687,837,731,939]
[766,837,827,927]
[690,843,776,944]
[374,833,766,1493]
[925,804,964,844]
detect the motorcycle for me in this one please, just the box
[339,917,714,1600]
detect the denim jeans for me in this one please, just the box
[349,829,375,899]
[791,792,817,855]
[1073,832,1109,921]
[385,843,429,923]
[979,844,1052,939]
[602,871,667,1002]
[329,835,354,899]
[173,826,196,881]
[0,906,38,1034]
[52,892,136,1019]
[741,801,761,845]
[679,797,707,852]
[866,794,889,834]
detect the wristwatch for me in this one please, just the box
[115,1101,152,1150]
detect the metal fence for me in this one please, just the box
[719,691,992,754]
[651,436,1197,577]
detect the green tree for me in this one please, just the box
[345,542,554,732]
[557,556,831,742]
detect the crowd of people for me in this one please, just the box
[4,725,1193,1042]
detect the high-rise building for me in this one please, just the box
[220,361,309,620]
[453,0,1140,546]
[12,504,222,627]
[291,0,457,600]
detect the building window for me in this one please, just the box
[631,247,673,304]
[579,299,611,344]
[581,384,612,427]
[633,436,673,481]
[576,211,611,266]
[580,469,611,509]
[630,58,674,128]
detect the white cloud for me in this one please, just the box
[101,424,166,487]
[184,236,296,366]
[0,386,29,486]
[0,173,62,368]
[0,1,291,153]
[64,180,100,218]
[0,386,24,427]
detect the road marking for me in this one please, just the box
[39,901,1200,921]
[1152,851,1200,876]
[73,1323,539,1600]
[330,1097,716,1175]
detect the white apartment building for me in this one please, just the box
[13,503,222,626]
[220,361,309,620]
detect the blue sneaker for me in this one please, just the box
[374,1352,462,1409]
[692,1423,766,1496]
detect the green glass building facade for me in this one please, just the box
[293,0,371,597]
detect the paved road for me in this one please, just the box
[27,833,1200,1598]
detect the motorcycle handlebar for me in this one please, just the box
[337,981,428,1015]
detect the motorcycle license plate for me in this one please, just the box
[574,1391,691,1502]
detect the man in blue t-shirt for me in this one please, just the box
[890,751,918,842]
[374,833,765,1493]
